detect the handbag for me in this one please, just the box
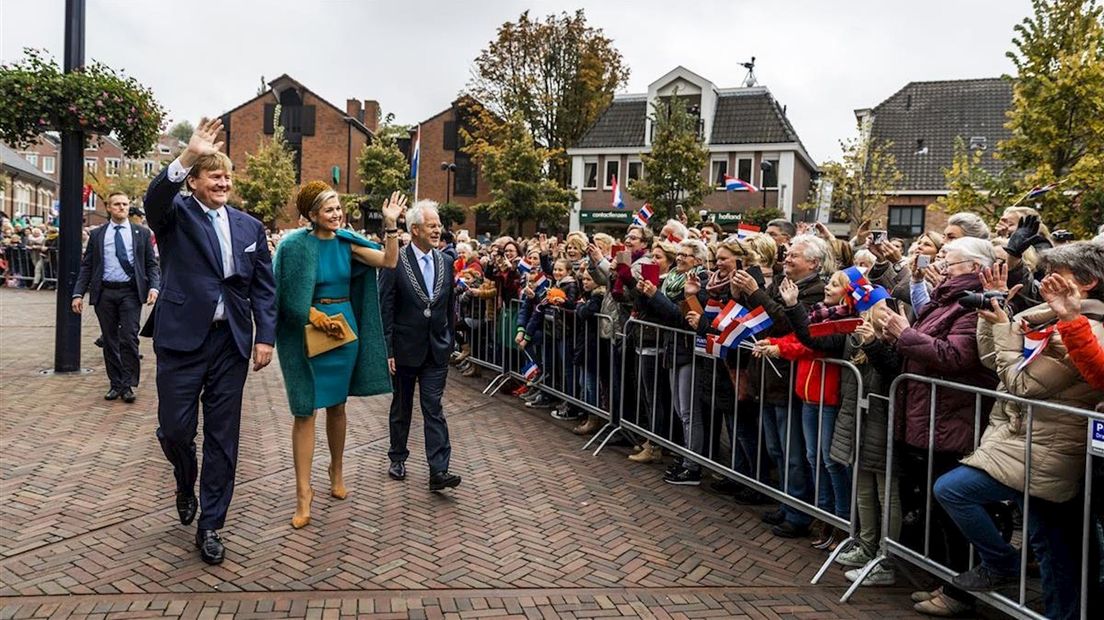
[305,312,357,358]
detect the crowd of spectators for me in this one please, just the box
[434,209,1103,619]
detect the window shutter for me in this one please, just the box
[263,104,275,134]
[443,121,458,151]
[301,106,316,136]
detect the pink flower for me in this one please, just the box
[98,115,106,123]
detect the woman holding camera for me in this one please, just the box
[876,237,999,616]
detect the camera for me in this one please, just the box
[1052,229,1075,243]
[956,290,1006,310]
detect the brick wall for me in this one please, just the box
[413,106,491,234]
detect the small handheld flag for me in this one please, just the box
[724,174,759,192]
[808,318,864,338]
[1026,184,1057,200]
[1016,325,1054,371]
[712,299,749,330]
[734,305,774,337]
[632,203,654,227]
[611,175,625,209]
[522,359,541,381]
[736,223,760,240]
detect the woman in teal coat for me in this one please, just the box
[274,182,405,528]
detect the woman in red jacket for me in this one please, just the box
[1042,272,1104,391]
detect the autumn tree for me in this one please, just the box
[465,9,628,186]
[85,161,154,207]
[629,94,711,225]
[167,120,193,144]
[935,137,1017,226]
[356,130,410,215]
[999,0,1104,236]
[466,113,575,235]
[819,134,902,228]
[235,106,296,228]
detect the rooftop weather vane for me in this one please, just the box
[741,57,757,87]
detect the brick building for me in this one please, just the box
[857,78,1013,238]
[7,133,184,225]
[217,74,377,228]
[1,142,56,222]
[409,98,491,234]
[567,66,818,233]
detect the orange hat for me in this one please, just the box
[296,181,333,220]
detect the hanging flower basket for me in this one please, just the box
[0,48,166,158]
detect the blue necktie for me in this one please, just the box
[420,254,433,299]
[206,211,231,276]
[114,225,134,279]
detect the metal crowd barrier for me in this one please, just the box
[2,247,58,289]
[607,316,867,587]
[456,289,506,376]
[843,373,1101,620]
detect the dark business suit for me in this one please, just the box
[143,166,276,531]
[73,222,160,390]
[379,244,455,473]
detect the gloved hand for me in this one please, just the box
[309,307,348,339]
[1005,214,1047,258]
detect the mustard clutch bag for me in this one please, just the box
[305,313,357,358]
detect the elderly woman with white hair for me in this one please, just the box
[876,236,1000,615]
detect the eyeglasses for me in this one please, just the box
[625,235,641,241]
[943,259,975,268]
[676,252,696,258]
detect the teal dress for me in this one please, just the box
[309,237,359,409]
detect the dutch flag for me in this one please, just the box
[611,175,625,209]
[735,305,773,337]
[1026,183,1057,199]
[522,359,541,381]
[531,273,549,294]
[712,299,749,331]
[410,129,420,180]
[1016,325,1054,371]
[736,223,760,240]
[632,203,654,227]
[724,174,759,192]
[843,266,891,312]
[517,258,533,276]
[704,298,725,322]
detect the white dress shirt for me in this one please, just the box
[102,219,134,283]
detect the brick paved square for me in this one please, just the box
[0,288,922,618]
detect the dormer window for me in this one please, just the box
[969,136,987,151]
[915,139,928,155]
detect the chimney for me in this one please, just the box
[346,98,362,121]
[363,100,380,133]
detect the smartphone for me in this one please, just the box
[640,263,660,286]
[916,255,931,269]
[872,230,888,245]
[735,258,745,271]
[611,243,626,256]
[746,265,766,288]
[884,297,901,314]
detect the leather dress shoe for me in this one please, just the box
[176,492,198,526]
[104,388,121,401]
[429,471,461,491]
[195,528,224,565]
[121,387,136,403]
[388,461,406,481]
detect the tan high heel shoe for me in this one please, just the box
[329,463,347,500]
[291,488,313,529]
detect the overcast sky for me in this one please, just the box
[1,0,1029,162]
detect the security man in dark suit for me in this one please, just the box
[72,191,160,403]
[379,200,461,492]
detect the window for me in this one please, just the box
[736,158,752,186]
[105,158,121,177]
[14,183,31,214]
[582,161,598,189]
[710,159,728,188]
[143,160,155,176]
[158,145,171,155]
[84,157,97,172]
[627,160,643,184]
[888,206,926,238]
[42,156,55,174]
[603,159,620,189]
[453,153,477,197]
[24,153,38,166]
[84,189,97,211]
[761,159,779,189]
[86,142,97,151]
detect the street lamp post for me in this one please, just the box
[759,160,772,212]
[440,162,456,205]
[54,0,87,373]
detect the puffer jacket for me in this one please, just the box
[772,333,842,407]
[1056,314,1104,391]
[746,272,826,403]
[894,272,998,454]
[830,337,901,473]
[962,300,1104,503]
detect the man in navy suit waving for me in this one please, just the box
[143,117,276,564]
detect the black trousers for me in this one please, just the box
[388,359,452,474]
[95,284,142,389]
[155,323,248,530]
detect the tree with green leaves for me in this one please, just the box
[465,9,629,186]
[466,114,575,236]
[356,130,410,217]
[819,134,902,228]
[628,94,711,225]
[999,0,1104,236]
[437,203,467,229]
[935,137,1016,226]
[235,106,296,229]
[167,120,193,145]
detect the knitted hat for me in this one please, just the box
[296,181,333,220]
